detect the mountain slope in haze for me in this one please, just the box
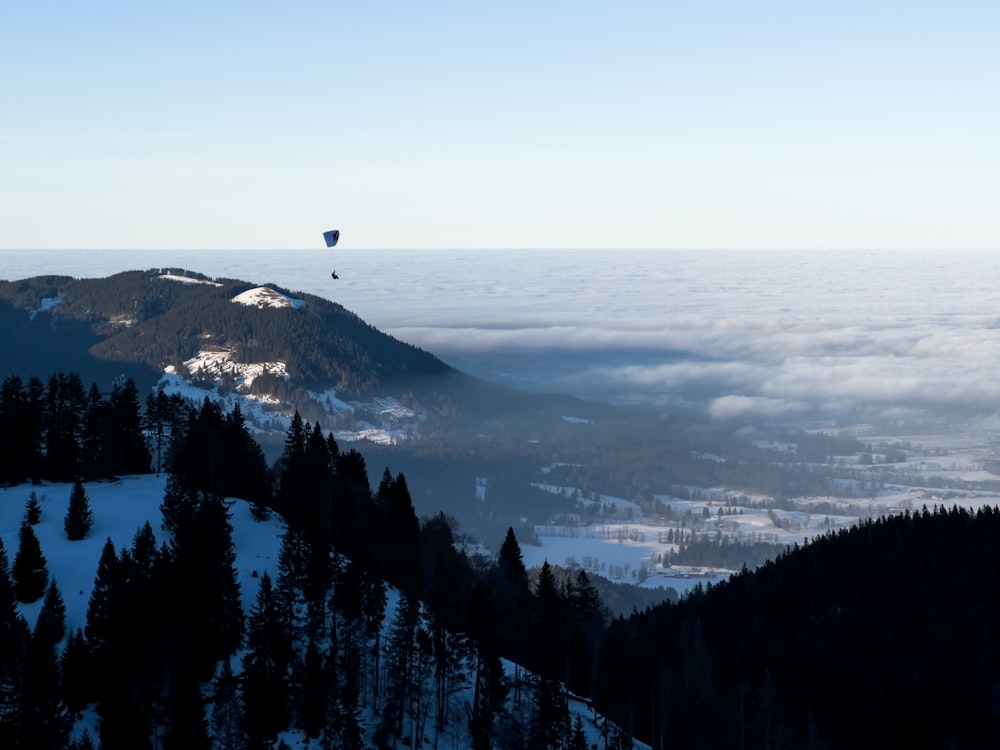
[0,269,491,439]
[0,269,451,390]
[0,269,621,443]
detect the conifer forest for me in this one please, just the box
[2,371,1000,749]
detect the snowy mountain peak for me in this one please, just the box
[231,286,305,309]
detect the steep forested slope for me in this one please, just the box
[0,269,458,400]
[597,505,1000,749]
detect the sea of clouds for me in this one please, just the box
[4,248,1000,434]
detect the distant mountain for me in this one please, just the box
[0,269,493,437]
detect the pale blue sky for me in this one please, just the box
[2,1,997,250]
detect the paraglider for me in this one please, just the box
[323,229,341,279]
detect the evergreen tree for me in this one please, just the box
[17,631,72,750]
[0,537,23,656]
[161,672,211,750]
[241,573,292,744]
[0,539,31,747]
[490,527,532,673]
[12,523,48,603]
[160,472,196,534]
[527,674,569,750]
[43,372,87,481]
[362,567,388,712]
[275,528,309,641]
[80,382,108,480]
[69,729,97,750]
[275,411,308,525]
[0,376,32,486]
[426,561,464,736]
[145,389,187,474]
[466,584,507,750]
[169,491,243,669]
[34,579,67,648]
[380,591,421,742]
[104,377,152,476]
[569,714,588,750]
[60,628,93,713]
[64,480,95,540]
[374,470,422,594]
[299,639,326,739]
[23,491,42,525]
[565,568,607,697]
[530,560,566,679]
[210,659,247,750]
[84,538,120,692]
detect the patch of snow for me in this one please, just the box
[28,296,65,320]
[183,349,289,388]
[0,475,284,637]
[231,286,305,309]
[158,273,222,286]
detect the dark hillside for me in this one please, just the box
[597,505,1000,749]
[0,270,463,401]
[0,296,159,391]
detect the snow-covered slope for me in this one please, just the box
[0,475,283,634]
[231,286,305,309]
[1,475,648,749]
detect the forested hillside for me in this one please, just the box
[0,269,460,403]
[2,366,999,748]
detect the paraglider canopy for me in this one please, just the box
[323,229,340,247]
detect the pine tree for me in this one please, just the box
[160,472,196,534]
[565,568,607,697]
[17,631,72,750]
[0,538,24,655]
[466,583,508,750]
[12,522,48,603]
[84,539,120,683]
[210,659,247,750]
[105,378,152,476]
[491,527,532,678]
[380,591,421,742]
[299,639,326,739]
[60,628,93,713]
[69,729,97,750]
[0,375,31,486]
[569,714,588,750]
[169,491,243,669]
[0,539,31,747]
[34,579,67,648]
[276,412,308,525]
[241,573,292,744]
[43,372,87,482]
[161,672,211,750]
[23,491,42,525]
[80,382,108,480]
[528,674,569,750]
[64,480,95,540]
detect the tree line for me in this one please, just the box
[0,373,155,486]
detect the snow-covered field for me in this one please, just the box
[0,474,284,634]
[520,431,1000,597]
